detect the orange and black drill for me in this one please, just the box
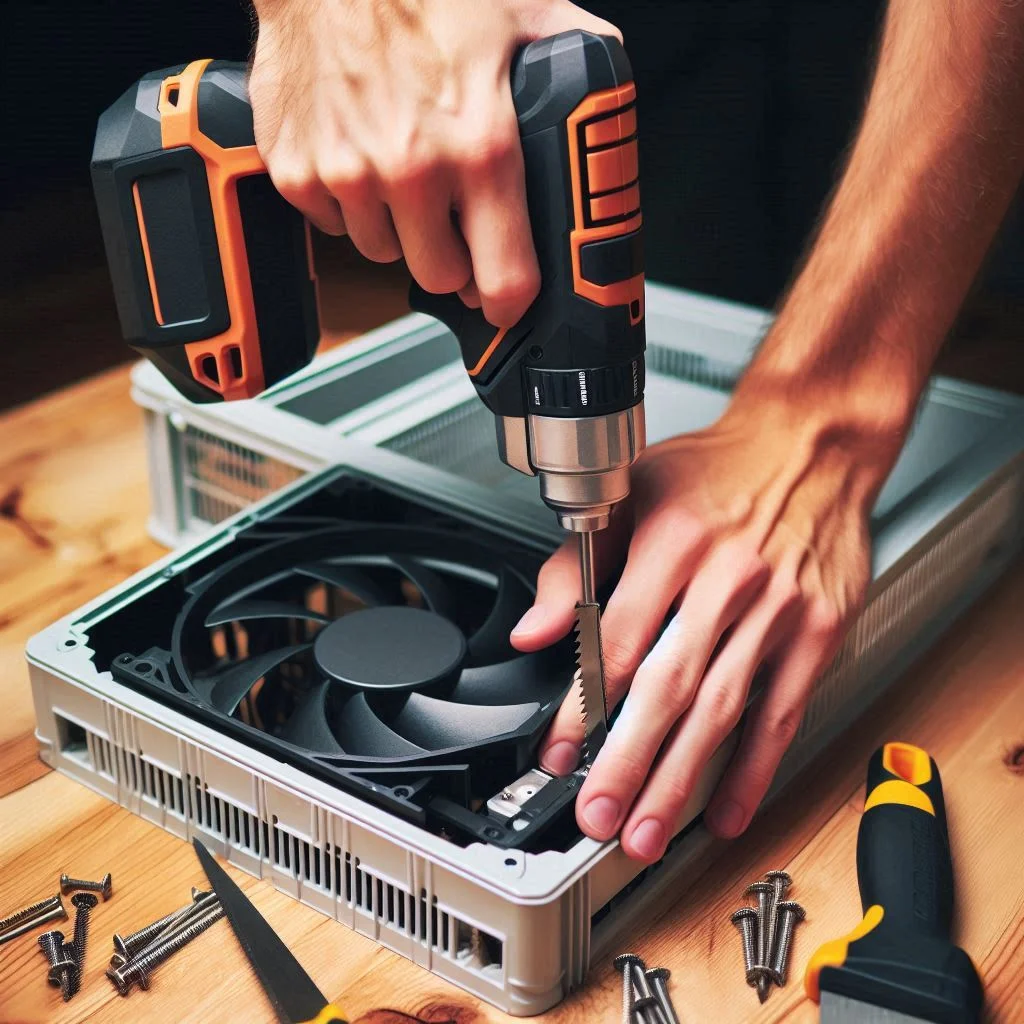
[91,32,646,595]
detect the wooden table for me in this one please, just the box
[2,365,1023,1024]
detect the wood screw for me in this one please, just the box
[612,952,636,1024]
[0,900,68,946]
[112,888,211,961]
[730,906,761,986]
[769,900,806,986]
[763,870,792,972]
[38,929,77,1002]
[60,872,113,901]
[744,881,774,974]
[645,967,679,1024]
[612,953,664,1024]
[0,894,63,934]
[106,904,224,996]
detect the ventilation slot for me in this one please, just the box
[799,477,1018,742]
[181,425,302,532]
[140,759,186,818]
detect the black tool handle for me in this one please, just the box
[807,743,983,1023]
[92,61,318,403]
[856,742,953,936]
[410,30,646,421]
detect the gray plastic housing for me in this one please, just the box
[29,283,1024,1015]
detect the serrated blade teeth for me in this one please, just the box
[573,602,608,764]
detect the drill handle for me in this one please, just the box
[410,30,646,422]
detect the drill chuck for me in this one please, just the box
[529,406,645,532]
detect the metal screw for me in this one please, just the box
[112,888,211,961]
[756,972,771,1004]
[0,894,63,934]
[763,870,792,971]
[136,891,220,955]
[106,904,224,995]
[0,899,68,946]
[744,881,774,973]
[770,900,806,986]
[38,929,77,1001]
[612,954,665,1024]
[645,967,679,1024]
[68,891,98,993]
[730,906,761,986]
[633,995,663,1023]
[612,953,636,1024]
[60,872,113,901]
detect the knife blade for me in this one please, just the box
[193,839,347,1024]
[573,601,608,765]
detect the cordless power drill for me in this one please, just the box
[91,31,646,627]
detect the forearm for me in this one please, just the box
[736,0,1024,464]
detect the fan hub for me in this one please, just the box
[314,606,466,691]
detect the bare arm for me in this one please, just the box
[741,0,1024,448]
[515,0,1024,862]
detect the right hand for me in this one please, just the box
[249,0,620,327]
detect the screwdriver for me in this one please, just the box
[806,742,983,1023]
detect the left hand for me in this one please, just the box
[510,393,888,862]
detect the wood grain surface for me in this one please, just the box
[1,365,1023,1023]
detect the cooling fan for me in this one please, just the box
[112,505,577,845]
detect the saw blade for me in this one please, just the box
[573,602,608,764]
[820,992,931,1024]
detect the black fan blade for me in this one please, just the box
[205,600,330,628]
[278,680,344,753]
[390,693,540,750]
[195,643,312,715]
[388,555,454,619]
[449,652,567,707]
[466,566,533,665]
[294,562,390,606]
[331,693,426,758]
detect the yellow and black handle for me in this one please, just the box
[806,742,982,1023]
[91,61,319,403]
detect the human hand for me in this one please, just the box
[510,393,897,862]
[249,0,620,327]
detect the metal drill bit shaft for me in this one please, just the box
[0,894,63,935]
[0,901,68,945]
[579,530,596,605]
[106,904,224,995]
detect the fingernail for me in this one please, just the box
[541,740,579,776]
[628,819,666,861]
[580,795,621,837]
[511,606,545,637]
[708,799,745,837]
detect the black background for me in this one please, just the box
[2,1,1021,410]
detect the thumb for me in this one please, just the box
[529,2,623,42]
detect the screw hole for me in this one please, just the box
[63,639,76,648]
[393,787,411,799]
[504,857,516,867]
[135,661,153,674]
[528,345,543,361]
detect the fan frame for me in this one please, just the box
[104,470,576,843]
